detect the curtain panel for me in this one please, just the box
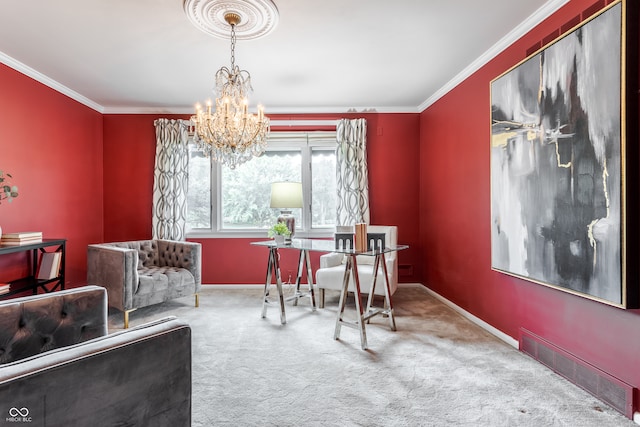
[336,118,370,226]
[152,118,189,240]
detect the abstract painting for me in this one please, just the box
[490,2,630,307]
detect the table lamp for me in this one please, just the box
[270,181,303,242]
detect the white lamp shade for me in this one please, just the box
[270,182,303,208]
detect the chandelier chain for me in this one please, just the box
[230,23,236,71]
[190,12,270,169]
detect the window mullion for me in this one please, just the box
[212,160,220,232]
[300,139,312,232]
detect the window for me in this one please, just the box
[187,131,336,237]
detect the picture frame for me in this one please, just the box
[489,0,638,308]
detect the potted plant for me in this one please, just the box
[268,221,291,245]
[0,170,18,205]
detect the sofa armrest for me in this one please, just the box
[0,286,108,364]
[320,252,344,268]
[157,240,202,291]
[0,317,192,427]
[87,244,139,311]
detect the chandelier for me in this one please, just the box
[191,12,270,169]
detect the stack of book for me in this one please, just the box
[354,223,368,252]
[0,283,9,295]
[1,231,43,245]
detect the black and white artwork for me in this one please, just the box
[490,3,625,306]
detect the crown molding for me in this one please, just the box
[0,51,104,113]
[418,0,569,112]
[101,105,420,115]
[1,0,569,116]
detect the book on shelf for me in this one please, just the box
[36,252,62,280]
[1,238,43,245]
[1,231,43,245]
[2,231,42,239]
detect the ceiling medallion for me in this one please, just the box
[183,0,279,40]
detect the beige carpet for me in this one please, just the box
[109,285,635,427]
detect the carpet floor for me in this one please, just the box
[109,285,635,427]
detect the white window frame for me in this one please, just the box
[186,131,337,238]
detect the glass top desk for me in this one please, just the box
[251,238,408,350]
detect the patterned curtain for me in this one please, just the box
[152,118,189,240]
[336,118,370,226]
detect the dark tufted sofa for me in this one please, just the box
[87,239,202,327]
[0,286,192,426]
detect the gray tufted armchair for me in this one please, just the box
[87,239,202,327]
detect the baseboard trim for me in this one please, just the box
[417,285,519,349]
[203,284,264,289]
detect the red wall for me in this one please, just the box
[0,63,103,287]
[102,114,184,242]
[420,0,640,410]
[7,0,636,413]
[103,112,421,283]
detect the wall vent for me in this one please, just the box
[398,264,413,277]
[542,29,560,46]
[583,0,606,20]
[560,15,581,34]
[520,328,635,419]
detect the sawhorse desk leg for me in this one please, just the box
[291,249,316,310]
[334,253,396,350]
[261,246,286,324]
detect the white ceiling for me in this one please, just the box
[0,0,568,114]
